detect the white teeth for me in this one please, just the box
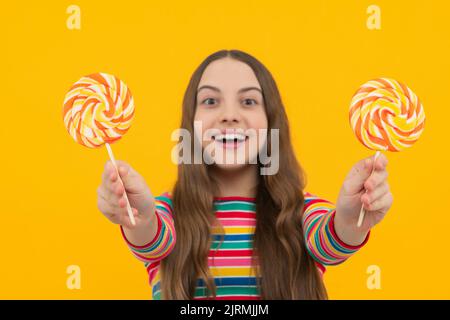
[214,133,247,142]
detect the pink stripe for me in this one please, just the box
[317,215,346,260]
[214,196,256,201]
[156,201,170,214]
[317,226,341,261]
[218,219,256,227]
[148,267,159,283]
[135,226,171,260]
[208,256,253,267]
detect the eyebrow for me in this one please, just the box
[197,85,262,95]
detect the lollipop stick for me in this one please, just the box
[357,151,381,228]
[105,143,136,226]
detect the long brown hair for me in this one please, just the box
[160,50,328,299]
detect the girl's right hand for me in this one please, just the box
[97,160,156,229]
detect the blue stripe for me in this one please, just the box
[198,277,258,287]
[211,234,253,241]
[324,223,355,255]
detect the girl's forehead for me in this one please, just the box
[199,58,261,90]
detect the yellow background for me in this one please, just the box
[1,0,448,299]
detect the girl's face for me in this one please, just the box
[194,57,268,171]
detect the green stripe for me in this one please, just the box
[314,217,333,259]
[155,195,173,210]
[211,241,253,250]
[153,286,260,299]
[305,214,321,236]
[153,291,161,300]
[195,286,260,297]
[155,204,169,214]
[132,221,167,253]
[214,202,256,212]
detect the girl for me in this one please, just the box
[96,50,392,300]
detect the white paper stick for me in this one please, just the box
[105,143,136,226]
[357,151,381,228]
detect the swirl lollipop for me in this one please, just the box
[63,72,136,225]
[349,78,425,227]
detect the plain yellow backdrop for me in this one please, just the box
[1,0,448,299]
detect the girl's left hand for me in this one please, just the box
[336,153,393,231]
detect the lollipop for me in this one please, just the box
[63,72,136,225]
[349,78,425,227]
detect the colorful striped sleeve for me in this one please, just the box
[302,191,370,266]
[120,192,176,264]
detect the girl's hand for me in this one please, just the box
[335,153,393,234]
[97,160,156,229]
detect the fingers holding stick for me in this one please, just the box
[105,143,136,226]
[357,151,380,227]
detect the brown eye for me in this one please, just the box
[243,99,257,106]
[202,98,217,105]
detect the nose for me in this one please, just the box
[219,103,241,124]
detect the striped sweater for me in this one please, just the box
[120,191,370,300]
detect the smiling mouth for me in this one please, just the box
[212,133,248,149]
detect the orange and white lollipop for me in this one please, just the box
[349,78,425,227]
[63,73,134,148]
[63,72,136,225]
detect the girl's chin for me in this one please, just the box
[211,162,247,170]
[210,161,260,171]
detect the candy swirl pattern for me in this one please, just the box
[349,78,425,152]
[63,73,135,148]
